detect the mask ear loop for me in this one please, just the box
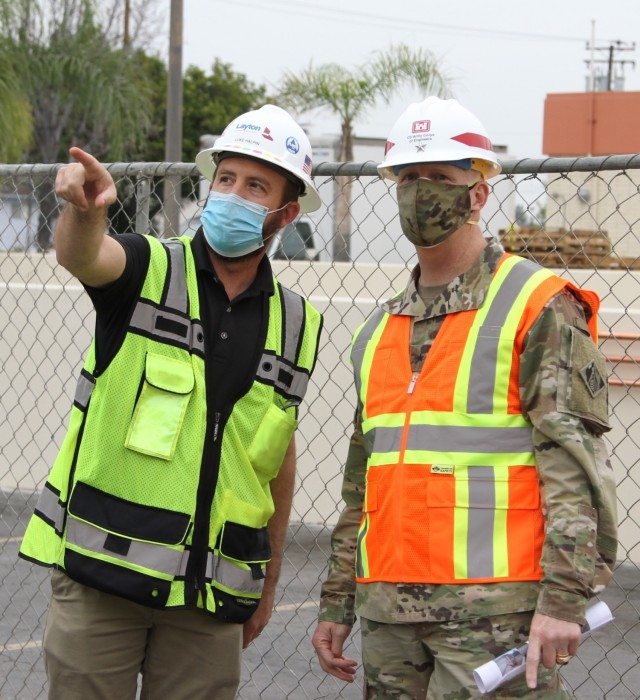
[263,201,297,250]
[266,202,290,215]
[466,179,483,226]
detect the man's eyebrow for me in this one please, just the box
[217,166,271,188]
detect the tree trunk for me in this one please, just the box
[333,122,353,262]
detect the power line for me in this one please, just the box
[585,39,636,91]
[228,0,586,44]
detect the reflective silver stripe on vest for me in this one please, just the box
[129,300,205,354]
[254,284,312,399]
[466,465,496,578]
[279,284,305,365]
[212,554,265,595]
[372,425,403,455]
[73,371,96,411]
[35,485,65,534]
[467,258,542,414]
[256,353,310,399]
[163,239,188,314]
[351,307,386,402]
[356,515,368,579]
[406,424,534,454]
[66,517,184,577]
[128,239,205,354]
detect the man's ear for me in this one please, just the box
[281,201,301,227]
[471,181,490,211]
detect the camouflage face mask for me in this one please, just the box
[396,178,473,248]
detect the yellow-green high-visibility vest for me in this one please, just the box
[20,235,322,622]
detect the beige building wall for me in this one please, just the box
[545,171,640,260]
[3,252,638,558]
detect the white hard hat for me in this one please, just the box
[378,97,502,181]
[195,104,321,213]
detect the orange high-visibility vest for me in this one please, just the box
[352,254,599,585]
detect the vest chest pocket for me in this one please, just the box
[125,353,194,460]
[247,403,297,480]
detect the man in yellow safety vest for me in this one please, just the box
[20,104,323,700]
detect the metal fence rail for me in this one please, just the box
[1,156,639,699]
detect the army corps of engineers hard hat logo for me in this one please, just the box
[412,120,431,133]
[408,120,434,148]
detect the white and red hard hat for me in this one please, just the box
[196,104,321,213]
[378,96,501,181]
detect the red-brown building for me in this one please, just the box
[543,91,640,156]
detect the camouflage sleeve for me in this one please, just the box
[520,288,618,625]
[317,408,367,627]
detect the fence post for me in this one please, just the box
[135,175,151,235]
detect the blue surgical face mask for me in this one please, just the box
[201,192,273,258]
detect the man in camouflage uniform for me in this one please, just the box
[311,97,617,699]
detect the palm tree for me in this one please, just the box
[277,44,450,262]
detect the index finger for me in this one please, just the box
[68,146,102,171]
[525,643,541,689]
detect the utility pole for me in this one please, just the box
[585,37,636,91]
[123,0,130,50]
[163,0,184,237]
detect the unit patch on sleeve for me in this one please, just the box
[579,360,606,398]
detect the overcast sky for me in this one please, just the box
[179,0,639,160]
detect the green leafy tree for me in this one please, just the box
[125,51,167,163]
[182,59,268,162]
[109,59,268,233]
[0,58,33,161]
[277,44,450,261]
[0,0,157,249]
[124,58,267,164]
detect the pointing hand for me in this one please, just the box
[55,147,117,211]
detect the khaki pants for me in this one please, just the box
[44,570,243,700]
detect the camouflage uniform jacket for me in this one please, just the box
[319,239,617,628]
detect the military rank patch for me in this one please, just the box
[579,360,606,398]
[431,464,454,474]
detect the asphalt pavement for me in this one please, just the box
[1,490,638,699]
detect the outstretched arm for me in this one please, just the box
[54,146,125,287]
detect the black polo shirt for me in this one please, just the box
[86,229,273,413]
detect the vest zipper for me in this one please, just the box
[188,292,269,609]
[212,411,220,443]
[195,412,221,594]
[187,411,224,605]
[408,372,419,394]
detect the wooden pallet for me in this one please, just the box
[497,227,634,269]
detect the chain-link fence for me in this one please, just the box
[1,155,639,699]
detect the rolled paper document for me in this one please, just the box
[473,601,614,694]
